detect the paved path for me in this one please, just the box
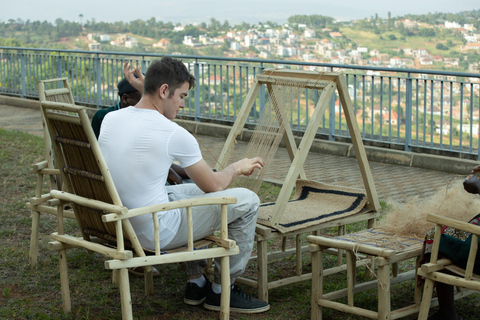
[0,104,465,203]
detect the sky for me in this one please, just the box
[2,0,479,25]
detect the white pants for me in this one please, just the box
[163,184,259,284]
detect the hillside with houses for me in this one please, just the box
[1,11,479,75]
[77,12,480,75]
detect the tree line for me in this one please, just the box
[0,10,478,49]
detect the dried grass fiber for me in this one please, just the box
[378,178,480,238]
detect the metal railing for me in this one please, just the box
[1,46,480,159]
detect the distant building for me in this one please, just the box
[369,57,381,66]
[304,28,315,38]
[88,42,101,51]
[302,53,316,61]
[443,57,459,67]
[259,51,270,59]
[445,21,461,29]
[153,38,171,48]
[461,43,480,52]
[395,19,418,30]
[244,34,258,47]
[330,32,342,39]
[99,34,110,42]
[112,34,137,48]
[464,34,477,43]
[183,36,201,47]
[125,38,138,48]
[390,56,403,67]
[419,56,433,65]
[277,46,297,57]
[383,111,398,125]
[230,42,242,50]
[464,24,476,31]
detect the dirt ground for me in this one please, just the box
[0,104,44,137]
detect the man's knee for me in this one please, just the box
[230,188,260,214]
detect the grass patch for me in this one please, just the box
[1,127,479,319]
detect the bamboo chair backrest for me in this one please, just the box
[40,101,133,244]
[38,78,75,189]
[38,78,75,104]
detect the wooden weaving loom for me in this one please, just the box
[214,68,381,301]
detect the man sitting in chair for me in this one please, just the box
[98,57,270,314]
[92,77,189,186]
[91,78,142,139]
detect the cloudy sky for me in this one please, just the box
[2,0,479,25]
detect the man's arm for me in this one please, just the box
[184,157,264,193]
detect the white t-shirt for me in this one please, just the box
[99,107,202,249]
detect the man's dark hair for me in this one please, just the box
[144,57,196,97]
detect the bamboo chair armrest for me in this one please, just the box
[30,160,61,175]
[420,258,452,273]
[50,190,128,215]
[205,235,237,249]
[102,197,237,222]
[29,193,53,205]
[30,168,61,176]
[31,160,48,171]
[103,196,237,255]
[427,213,480,236]
[46,198,70,206]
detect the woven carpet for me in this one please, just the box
[258,179,368,233]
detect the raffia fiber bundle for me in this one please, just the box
[377,179,480,238]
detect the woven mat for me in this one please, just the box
[258,179,368,233]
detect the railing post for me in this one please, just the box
[194,61,200,122]
[328,66,335,141]
[20,53,26,98]
[56,53,63,78]
[141,58,147,74]
[95,54,102,108]
[477,84,480,161]
[259,64,265,123]
[328,93,335,141]
[405,73,413,152]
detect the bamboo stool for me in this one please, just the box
[308,229,424,320]
[236,209,377,302]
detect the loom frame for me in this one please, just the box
[215,68,381,301]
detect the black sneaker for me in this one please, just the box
[184,278,211,306]
[204,285,270,314]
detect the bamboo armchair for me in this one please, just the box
[28,77,76,266]
[417,213,480,319]
[41,101,240,320]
